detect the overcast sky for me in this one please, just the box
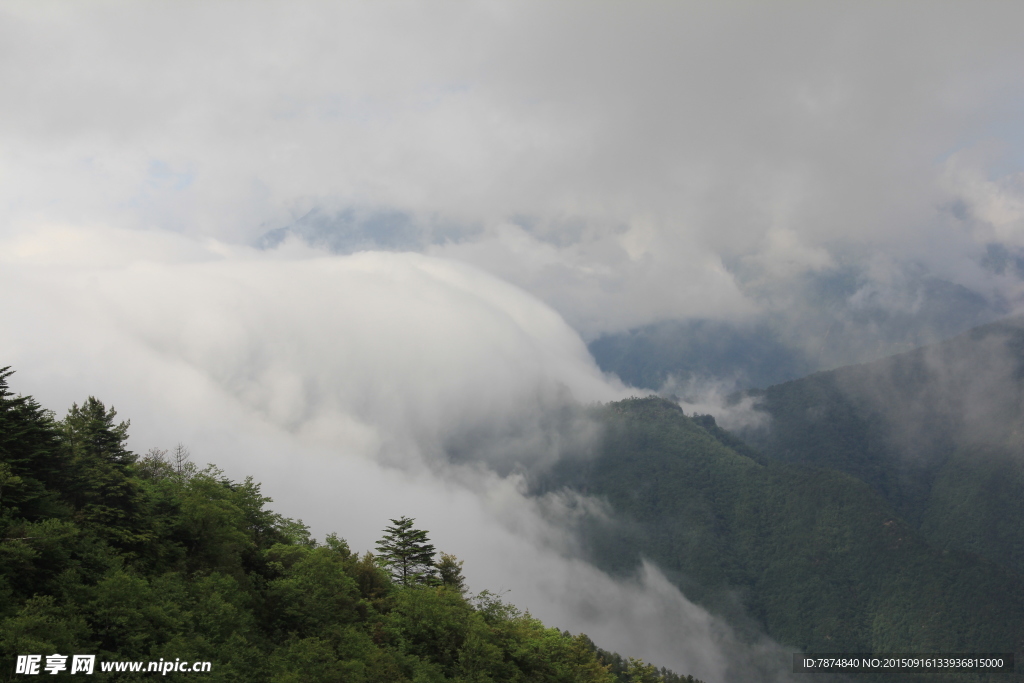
[3,3,1024,679]
[4,2,1024,335]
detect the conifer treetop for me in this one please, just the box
[375,516,438,587]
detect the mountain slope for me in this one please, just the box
[536,398,1024,678]
[737,316,1024,574]
[0,368,696,683]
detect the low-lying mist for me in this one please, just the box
[0,226,800,681]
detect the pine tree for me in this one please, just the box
[437,552,467,593]
[375,516,438,587]
[59,397,147,548]
[0,367,68,521]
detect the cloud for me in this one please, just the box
[0,225,622,462]
[0,225,803,680]
[427,218,756,338]
[941,144,1024,247]
[673,382,771,434]
[3,2,1024,339]
[5,3,1024,677]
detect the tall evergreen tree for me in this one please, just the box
[58,397,147,548]
[437,552,467,593]
[0,367,67,521]
[375,516,438,586]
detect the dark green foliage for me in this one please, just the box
[437,552,467,594]
[738,316,1024,575]
[377,516,439,587]
[537,397,1024,682]
[58,396,149,551]
[590,645,705,683]
[0,368,69,524]
[2,368,691,682]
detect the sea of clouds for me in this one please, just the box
[4,3,1024,680]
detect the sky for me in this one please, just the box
[3,2,1024,680]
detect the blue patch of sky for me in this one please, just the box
[511,215,588,248]
[117,160,196,216]
[258,205,595,255]
[146,160,196,191]
[258,206,482,253]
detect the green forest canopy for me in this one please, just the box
[535,396,1024,682]
[0,367,701,683]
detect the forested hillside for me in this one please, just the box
[0,368,698,683]
[737,316,1024,576]
[535,398,1024,682]
[8,316,1024,683]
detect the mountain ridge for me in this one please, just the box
[736,315,1024,574]
[535,395,1024,680]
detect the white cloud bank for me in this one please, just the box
[3,2,1024,338]
[6,3,1024,678]
[0,226,796,680]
